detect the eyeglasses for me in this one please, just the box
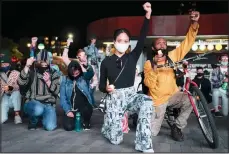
[221,58,228,60]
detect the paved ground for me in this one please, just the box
[1,92,228,153]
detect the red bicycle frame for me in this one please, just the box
[182,64,200,117]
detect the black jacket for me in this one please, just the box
[192,76,212,103]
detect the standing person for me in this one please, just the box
[0,50,22,124]
[211,54,228,117]
[99,2,153,152]
[61,39,95,131]
[84,35,99,79]
[17,50,60,131]
[144,11,200,141]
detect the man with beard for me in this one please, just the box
[61,40,95,131]
[192,67,212,103]
[0,50,22,124]
[144,11,200,141]
[17,50,60,131]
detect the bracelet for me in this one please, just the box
[25,65,31,68]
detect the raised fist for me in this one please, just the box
[31,37,38,43]
[190,11,200,22]
[26,57,36,67]
[143,2,152,13]
[67,38,73,47]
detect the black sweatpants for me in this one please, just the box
[63,102,93,131]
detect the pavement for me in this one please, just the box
[1,91,228,153]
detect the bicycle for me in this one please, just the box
[155,51,219,149]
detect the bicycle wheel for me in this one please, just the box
[191,86,219,149]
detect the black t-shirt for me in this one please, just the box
[71,81,89,110]
[99,17,150,93]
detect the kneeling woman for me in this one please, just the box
[99,2,154,152]
[60,60,94,131]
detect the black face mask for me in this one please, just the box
[197,73,204,77]
[38,66,49,74]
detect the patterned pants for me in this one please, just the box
[151,92,193,136]
[101,86,154,151]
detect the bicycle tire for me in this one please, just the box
[191,86,219,149]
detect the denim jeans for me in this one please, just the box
[212,88,228,116]
[90,87,96,105]
[24,100,57,131]
[1,91,21,123]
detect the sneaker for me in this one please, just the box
[83,123,91,130]
[14,115,22,124]
[28,122,37,130]
[142,148,154,153]
[211,105,222,112]
[214,111,223,117]
[171,124,184,141]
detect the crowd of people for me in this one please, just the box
[0,2,228,152]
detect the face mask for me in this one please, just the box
[38,66,49,74]
[114,43,129,53]
[0,66,10,73]
[197,73,204,77]
[221,61,228,66]
[155,49,168,57]
[98,50,103,53]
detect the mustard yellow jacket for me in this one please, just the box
[144,23,199,107]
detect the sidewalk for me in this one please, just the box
[1,91,228,153]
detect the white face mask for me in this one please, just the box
[98,50,103,53]
[114,42,129,53]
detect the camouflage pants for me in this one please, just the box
[101,86,154,151]
[151,92,193,136]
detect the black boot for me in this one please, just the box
[28,122,37,130]
[171,124,184,141]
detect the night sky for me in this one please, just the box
[2,1,228,49]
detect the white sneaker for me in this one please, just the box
[14,115,22,124]
[142,148,154,153]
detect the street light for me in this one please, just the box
[27,43,31,48]
[68,33,73,38]
[55,37,58,40]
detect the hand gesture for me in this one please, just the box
[67,112,74,118]
[106,84,115,93]
[31,37,38,46]
[43,72,51,83]
[26,57,36,67]
[143,2,152,13]
[190,11,200,22]
[223,77,228,83]
[3,86,9,92]
[67,38,73,47]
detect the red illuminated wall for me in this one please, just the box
[87,14,228,39]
